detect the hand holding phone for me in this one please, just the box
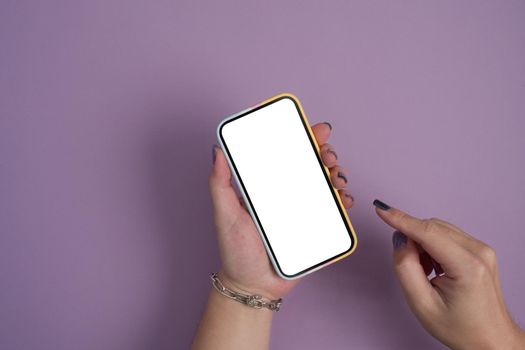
[209,94,355,298]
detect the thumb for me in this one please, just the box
[209,145,241,218]
[391,231,441,315]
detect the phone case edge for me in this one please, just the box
[216,93,358,280]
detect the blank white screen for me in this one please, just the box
[220,97,353,277]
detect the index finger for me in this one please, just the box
[373,200,471,278]
[311,122,332,146]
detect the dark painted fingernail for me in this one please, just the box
[212,144,219,164]
[323,122,332,130]
[337,172,347,183]
[392,231,407,250]
[326,149,338,160]
[373,199,391,211]
[344,192,354,201]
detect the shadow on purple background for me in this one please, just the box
[1,1,524,349]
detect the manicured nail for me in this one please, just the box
[326,149,338,160]
[344,192,354,201]
[337,172,347,183]
[373,199,391,211]
[323,122,332,130]
[392,231,407,250]
[212,144,219,164]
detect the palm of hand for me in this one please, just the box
[215,192,299,299]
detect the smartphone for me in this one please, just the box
[217,93,357,279]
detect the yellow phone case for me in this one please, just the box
[218,93,358,279]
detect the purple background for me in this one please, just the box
[1,1,524,349]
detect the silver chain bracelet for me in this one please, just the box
[210,272,282,312]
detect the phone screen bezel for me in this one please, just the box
[218,95,356,279]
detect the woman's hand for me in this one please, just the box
[374,200,525,350]
[208,122,354,299]
[193,122,353,350]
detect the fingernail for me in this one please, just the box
[337,172,347,183]
[344,192,354,201]
[326,149,338,160]
[373,199,391,211]
[323,122,332,130]
[392,231,407,250]
[212,144,219,164]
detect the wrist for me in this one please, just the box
[191,281,273,350]
[209,285,275,316]
[217,270,284,300]
[509,327,525,349]
[213,272,283,312]
[479,323,525,350]
[495,322,525,350]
